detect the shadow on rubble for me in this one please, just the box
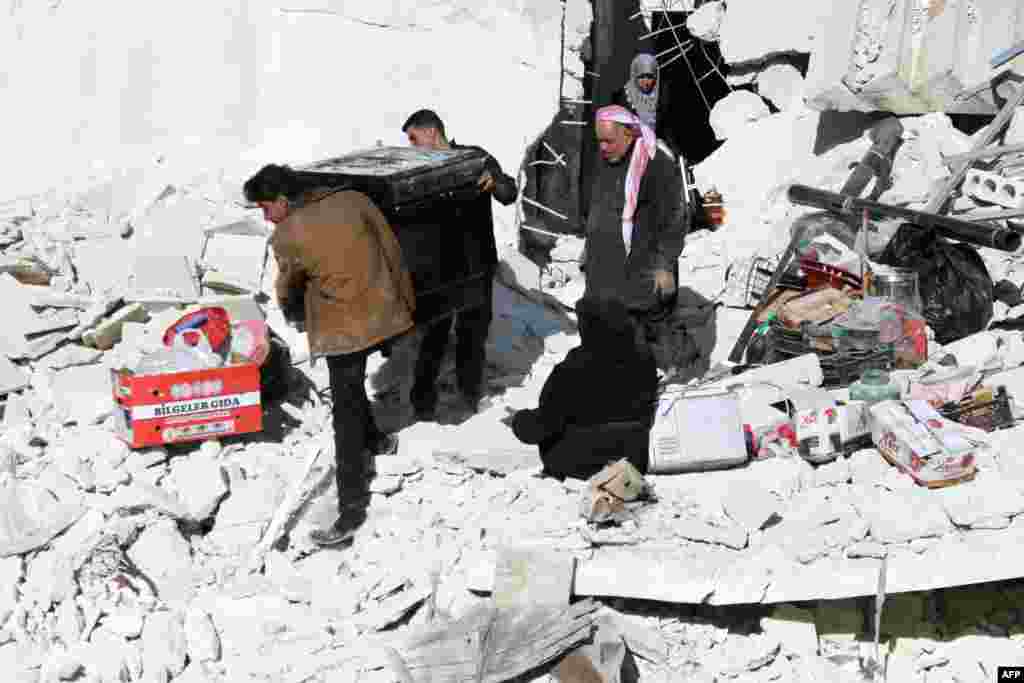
[368,281,578,432]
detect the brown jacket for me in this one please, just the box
[270,189,416,358]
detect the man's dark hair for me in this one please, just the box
[402,109,446,138]
[243,164,305,203]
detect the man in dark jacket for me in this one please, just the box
[402,109,518,419]
[584,105,690,374]
[510,296,658,479]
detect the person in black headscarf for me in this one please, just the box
[508,296,659,480]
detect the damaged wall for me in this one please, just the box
[0,0,572,214]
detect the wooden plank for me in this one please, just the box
[924,84,1024,214]
[942,140,1024,166]
[492,547,576,609]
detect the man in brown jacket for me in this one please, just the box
[245,164,416,546]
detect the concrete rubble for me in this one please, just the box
[0,6,1021,683]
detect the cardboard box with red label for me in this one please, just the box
[111,364,262,448]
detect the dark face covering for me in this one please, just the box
[576,297,639,357]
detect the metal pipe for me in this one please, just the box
[787,184,1022,252]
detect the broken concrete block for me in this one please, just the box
[82,627,142,682]
[492,547,575,609]
[860,489,951,544]
[212,478,283,530]
[142,609,188,680]
[165,453,229,523]
[49,364,114,426]
[184,607,221,663]
[83,303,149,350]
[105,481,189,519]
[73,238,136,297]
[938,480,1024,528]
[54,599,83,646]
[845,541,888,559]
[814,457,851,487]
[0,355,28,395]
[709,90,771,141]
[201,233,267,294]
[103,610,146,639]
[707,632,781,678]
[24,309,78,337]
[21,549,76,611]
[761,604,818,658]
[757,63,806,112]
[0,273,39,357]
[126,519,194,605]
[675,519,748,550]
[0,557,23,625]
[722,482,780,532]
[849,448,889,487]
[687,0,725,42]
[39,344,103,371]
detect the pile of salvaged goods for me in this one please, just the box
[664,188,1023,488]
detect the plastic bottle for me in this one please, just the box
[745,312,777,365]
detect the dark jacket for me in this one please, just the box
[450,141,518,273]
[271,189,416,358]
[511,297,659,479]
[583,142,685,314]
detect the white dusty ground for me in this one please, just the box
[5,2,1024,682]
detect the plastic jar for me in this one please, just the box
[849,368,901,405]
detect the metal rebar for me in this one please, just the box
[522,196,570,221]
[659,0,712,111]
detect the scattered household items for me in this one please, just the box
[786,388,870,465]
[648,386,748,474]
[937,386,1015,433]
[579,458,651,524]
[722,253,778,309]
[110,306,267,448]
[876,222,994,345]
[703,187,725,227]
[293,146,494,326]
[868,399,980,488]
[849,369,901,406]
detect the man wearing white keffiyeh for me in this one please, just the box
[581,105,690,373]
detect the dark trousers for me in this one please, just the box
[326,349,382,512]
[411,292,493,412]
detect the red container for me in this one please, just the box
[111,364,262,448]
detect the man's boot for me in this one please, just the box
[310,499,369,547]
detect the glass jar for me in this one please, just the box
[849,368,901,405]
[868,267,923,316]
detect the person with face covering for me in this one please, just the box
[509,296,658,480]
[612,53,662,130]
[582,105,692,374]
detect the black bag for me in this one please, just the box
[877,223,993,345]
[260,328,294,403]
